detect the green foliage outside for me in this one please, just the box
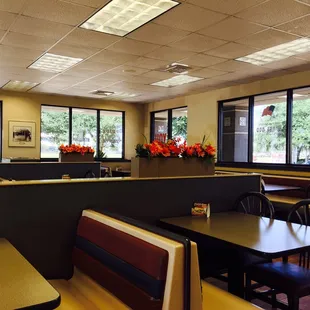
[172,115,187,140]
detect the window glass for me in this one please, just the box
[72,108,97,154]
[41,106,69,158]
[221,99,249,162]
[253,92,287,163]
[172,107,187,142]
[153,110,168,142]
[292,88,310,164]
[100,110,123,159]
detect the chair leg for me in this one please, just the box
[288,295,299,310]
[271,289,277,309]
[245,274,252,302]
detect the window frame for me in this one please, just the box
[217,85,310,171]
[40,104,125,161]
[150,106,187,142]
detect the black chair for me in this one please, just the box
[245,199,310,310]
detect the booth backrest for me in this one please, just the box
[73,210,203,310]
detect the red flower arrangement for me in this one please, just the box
[59,144,95,155]
[135,136,216,161]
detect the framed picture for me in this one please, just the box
[8,121,36,148]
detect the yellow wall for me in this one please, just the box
[0,91,145,159]
[145,70,310,147]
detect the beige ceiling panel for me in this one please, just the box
[2,32,58,51]
[0,78,10,87]
[60,28,120,49]
[111,81,164,92]
[146,46,195,61]
[107,38,160,56]
[236,29,299,49]
[0,68,56,81]
[45,74,86,85]
[11,16,74,40]
[198,17,267,41]
[168,33,227,53]
[206,42,258,59]
[261,69,292,79]
[236,0,310,26]
[0,45,42,61]
[262,57,309,70]
[49,43,100,59]
[62,67,99,78]
[0,11,17,30]
[0,56,33,68]
[276,15,310,36]
[125,57,170,70]
[287,63,310,72]
[127,23,190,45]
[64,0,109,8]
[23,0,95,26]
[29,84,65,92]
[296,51,310,61]
[209,59,266,72]
[153,3,227,32]
[76,79,116,89]
[71,60,116,72]
[91,72,132,82]
[190,68,228,78]
[186,0,267,15]
[0,0,27,13]
[141,70,175,81]
[107,65,149,76]
[296,0,310,4]
[89,50,139,65]
[0,29,5,40]
[182,54,226,67]
[211,71,264,82]
[126,75,163,85]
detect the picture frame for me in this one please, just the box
[8,120,36,148]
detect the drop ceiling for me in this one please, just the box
[1,0,310,103]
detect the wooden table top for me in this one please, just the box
[0,239,60,310]
[160,212,310,258]
[264,184,303,193]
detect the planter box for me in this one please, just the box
[59,153,94,163]
[131,157,215,178]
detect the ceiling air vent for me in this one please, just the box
[163,63,191,74]
[90,90,114,96]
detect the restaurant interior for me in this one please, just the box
[2,0,310,309]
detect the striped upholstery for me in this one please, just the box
[73,215,169,310]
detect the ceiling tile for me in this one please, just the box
[0,56,33,68]
[153,3,227,32]
[209,59,268,72]
[89,50,139,65]
[236,29,300,49]
[146,46,195,61]
[49,43,100,59]
[0,0,27,13]
[91,72,133,83]
[107,65,150,76]
[287,63,310,72]
[23,0,95,26]
[190,68,228,78]
[107,38,160,56]
[2,32,58,51]
[168,33,227,53]
[0,45,43,60]
[276,15,310,36]
[42,74,86,88]
[0,11,17,30]
[236,0,310,26]
[74,79,116,90]
[30,84,65,92]
[181,53,226,67]
[71,60,116,72]
[60,28,120,49]
[198,17,267,41]
[11,16,74,40]
[296,0,310,4]
[0,68,56,81]
[186,0,267,15]
[125,57,170,70]
[127,23,190,45]
[0,29,5,40]
[262,57,309,70]
[205,42,258,59]
[64,0,109,8]
[141,70,175,81]
[63,67,100,78]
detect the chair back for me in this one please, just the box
[288,199,310,226]
[234,191,275,219]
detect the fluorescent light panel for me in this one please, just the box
[80,0,179,37]
[236,38,310,66]
[2,80,39,91]
[151,75,203,87]
[29,53,83,73]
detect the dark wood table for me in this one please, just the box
[160,212,310,297]
[0,239,60,309]
[264,184,303,193]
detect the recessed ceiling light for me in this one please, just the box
[236,38,310,66]
[80,0,179,37]
[151,75,203,87]
[163,62,191,74]
[29,53,83,73]
[2,80,40,92]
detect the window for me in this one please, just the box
[41,105,124,159]
[151,107,187,142]
[218,86,310,167]
[41,106,69,158]
[253,92,287,164]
